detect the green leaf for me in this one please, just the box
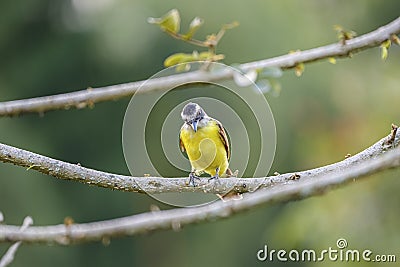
[198,51,224,62]
[294,63,305,77]
[328,57,336,64]
[380,40,391,60]
[381,39,391,49]
[148,9,181,34]
[333,24,356,44]
[197,51,212,60]
[391,34,400,46]
[183,17,204,40]
[381,46,388,60]
[164,51,224,68]
[164,53,193,67]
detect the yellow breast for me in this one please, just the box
[180,120,228,177]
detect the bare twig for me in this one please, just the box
[0,216,33,267]
[1,141,400,245]
[0,126,399,195]
[0,17,399,117]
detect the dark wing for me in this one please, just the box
[179,124,186,153]
[215,119,230,160]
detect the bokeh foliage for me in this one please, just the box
[1,1,400,266]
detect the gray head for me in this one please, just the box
[181,102,207,132]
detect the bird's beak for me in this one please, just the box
[190,119,198,132]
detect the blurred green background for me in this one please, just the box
[1,0,399,266]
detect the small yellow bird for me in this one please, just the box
[179,102,232,186]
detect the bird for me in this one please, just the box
[179,102,232,186]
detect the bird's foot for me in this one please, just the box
[208,175,219,182]
[188,172,201,187]
[208,168,220,183]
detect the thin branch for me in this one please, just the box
[0,125,399,195]
[1,137,400,245]
[240,17,400,70]
[0,217,33,266]
[162,29,209,47]
[0,17,399,117]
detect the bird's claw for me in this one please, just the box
[208,174,220,184]
[208,167,220,183]
[188,172,201,187]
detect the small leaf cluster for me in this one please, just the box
[381,35,399,60]
[334,25,357,45]
[333,25,399,61]
[148,9,238,70]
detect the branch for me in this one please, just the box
[0,216,33,266]
[1,131,400,244]
[0,17,399,117]
[0,125,399,195]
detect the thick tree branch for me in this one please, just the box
[0,125,399,195]
[1,132,400,245]
[0,17,399,117]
